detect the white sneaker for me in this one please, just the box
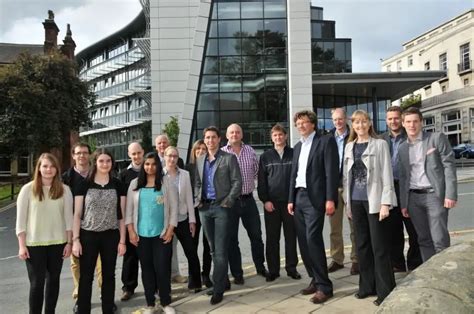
[163,306,176,314]
[143,306,156,314]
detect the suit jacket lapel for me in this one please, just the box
[422,132,429,161]
[307,133,320,168]
[400,143,410,176]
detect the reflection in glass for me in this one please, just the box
[264,19,287,35]
[219,56,242,74]
[241,20,264,37]
[220,75,242,92]
[264,0,286,18]
[241,2,263,19]
[220,93,242,110]
[200,75,219,92]
[209,21,218,38]
[203,57,219,74]
[221,111,243,128]
[265,54,286,72]
[241,38,264,55]
[218,20,240,37]
[243,92,263,110]
[265,92,287,122]
[207,39,218,56]
[219,38,241,55]
[197,111,219,129]
[265,74,287,91]
[198,93,219,111]
[242,55,264,73]
[218,2,240,20]
[211,2,217,20]
[243,74,265,92]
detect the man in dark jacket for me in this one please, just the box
[381,106,422,271]
[258,124,300,282]
[119,142,144,301]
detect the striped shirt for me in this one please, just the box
[222,142,258,195]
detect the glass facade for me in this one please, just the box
[193,0,288,148]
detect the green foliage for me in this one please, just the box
[0,52,93,157]
[82,136,98,153]
[400,94,421,110]
[162,116,179,147]
[140,120,153,153]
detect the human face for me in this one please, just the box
[96,154,112,174]
[332,110,347,134]
[195,144,207,158]
[204,131,220,152]
[402,113,422,138]
[386,111,402,133]
[39,158,57,181]
[352,115,371,139]
[226,124,243,145]
[73,146,90,167]
[128,144,144,167]
[295,116,315,138]
[143,158,157,176]
[271,131,287,147]
[155,136,169,156]
[164,149,179,168]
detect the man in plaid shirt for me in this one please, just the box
[221,124,268,284]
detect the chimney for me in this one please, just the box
[61,24,76,60]
[43,10,60,55]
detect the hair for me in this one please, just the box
[402,106,423,121]
[32,153,64,201]
[270,123,287,135]
[155,134,169,143]
[87,148,115,181]
[190,139,206,164]
[203,126,221,138]
[135,152,163,191]
[164,146,178,158]
[293,110,317,125]
[71,142,91,155]
[331,107,346,118]
[386,105,403,115]
[348,110,378,142]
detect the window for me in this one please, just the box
[386,64,391,72]
[424,62,430,70]
[408,55,413,66]
[442,111,462,146]
[464,78,470,86]
[439,53,447,71]
[443,111,460,122]
[424,116,435,126]
[460,43,470,71]
[397,60,402,71]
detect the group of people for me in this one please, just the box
[16,105,457,313]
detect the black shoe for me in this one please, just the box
[328,261,344,273]
[256,268,269,278]
[354,292,376,299]
[206,281,231,296]
[202,274,213,288]
[266,273,280,282]
[210,293,223,305]
[287,271,302,280]
[73,301,78,314]
[234,275,245,285]
[112,303,117,312]
[373,299,383,306]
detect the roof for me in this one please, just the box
[313,71,445,100]
[75,11,145,63]
[0,43,44,64]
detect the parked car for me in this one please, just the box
[453,143,474,159]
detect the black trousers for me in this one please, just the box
[294,189,332,295]
[175,218,202,289]
[136,236,172,307]
[389,181,422,271]
[78,229,119,314]
[121,232,139,293]
[351,201,395,301]
[264,200,298,275]
[25,244,65,314]
[193,207,212,276]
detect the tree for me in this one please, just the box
[400,94,421,110]
[0,52,93,159]
[140,120,154,153]
[162,116,179,147]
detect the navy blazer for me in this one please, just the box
[288,132,340,210]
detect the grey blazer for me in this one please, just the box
[398,132,457,209]
[194,150,242,208]
[342,137,397,215]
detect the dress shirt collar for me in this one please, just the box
[408,132,423,144]
[300,131,316,143]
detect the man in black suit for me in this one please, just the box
[288,110,339,304]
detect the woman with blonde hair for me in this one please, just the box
[342,110,397,306]
[16,153,73,314]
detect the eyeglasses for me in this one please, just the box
[74,152,89,156]
[166,155,179,159]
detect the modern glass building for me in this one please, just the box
[76,11,151,162]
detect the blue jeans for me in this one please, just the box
[228,196,265,277]
[199,204,230,294]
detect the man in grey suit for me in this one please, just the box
[398,107,457,262]
[194,126,242,305]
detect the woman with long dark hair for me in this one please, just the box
[342,110,397,306]
[125,152,177,314]
[185,139,213,288]
[72,148,127,313]
[16,153,73,314]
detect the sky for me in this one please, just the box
[0,0,472,72]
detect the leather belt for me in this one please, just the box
[202,199,216,204]
[238,193,253,200]
[410,188,434,194]
[297,187,307,192]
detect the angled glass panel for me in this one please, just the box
[203,57,219,74]
[265,91,287,121]
[217,1,240,19]
[197,111,220,129]
[198,93,219,111]
[220,92,242,110]
[219,38,241,55]
[242,55,264,73]
[312,23,322,38]
[209,21,218,38]
[265,54,286,72]
[335,42,346,60]
[241,37,264,55]
[219,56,242,74]
[220,75,242,92]
[241,20,264,37]
[264,0,286,18]
[243,74,265,92]
[264,34,286,50]
[221,111,243,128]
[206,39,218,56]
[242,92,264,110]
[211,2,218,20]
[218,20,241,37]
[264,19,287,35]
[241,1,263,19]
[265,73,287,91]
[200,75,219,92]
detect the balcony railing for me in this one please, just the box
[422,85,474,108]
[458,60,472,73]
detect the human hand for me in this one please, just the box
[63,243,72,259]
[444,198,456,209]
[379,205,389,221]
[264,201,274,213]
[401,208,409,218]
[129,231,139,247]
[190,223,196,237]
[287,203,294,216]
[72,241,82,257]
[162,229,174,244]
[326,200,335,216]
[18,246,30,260]
[118,242,126,256]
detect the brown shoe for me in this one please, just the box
[328,261,344,273]
[310,290,333,304]
[350,262,360,275]
[300,283,318,295]
[120,290,133,301]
